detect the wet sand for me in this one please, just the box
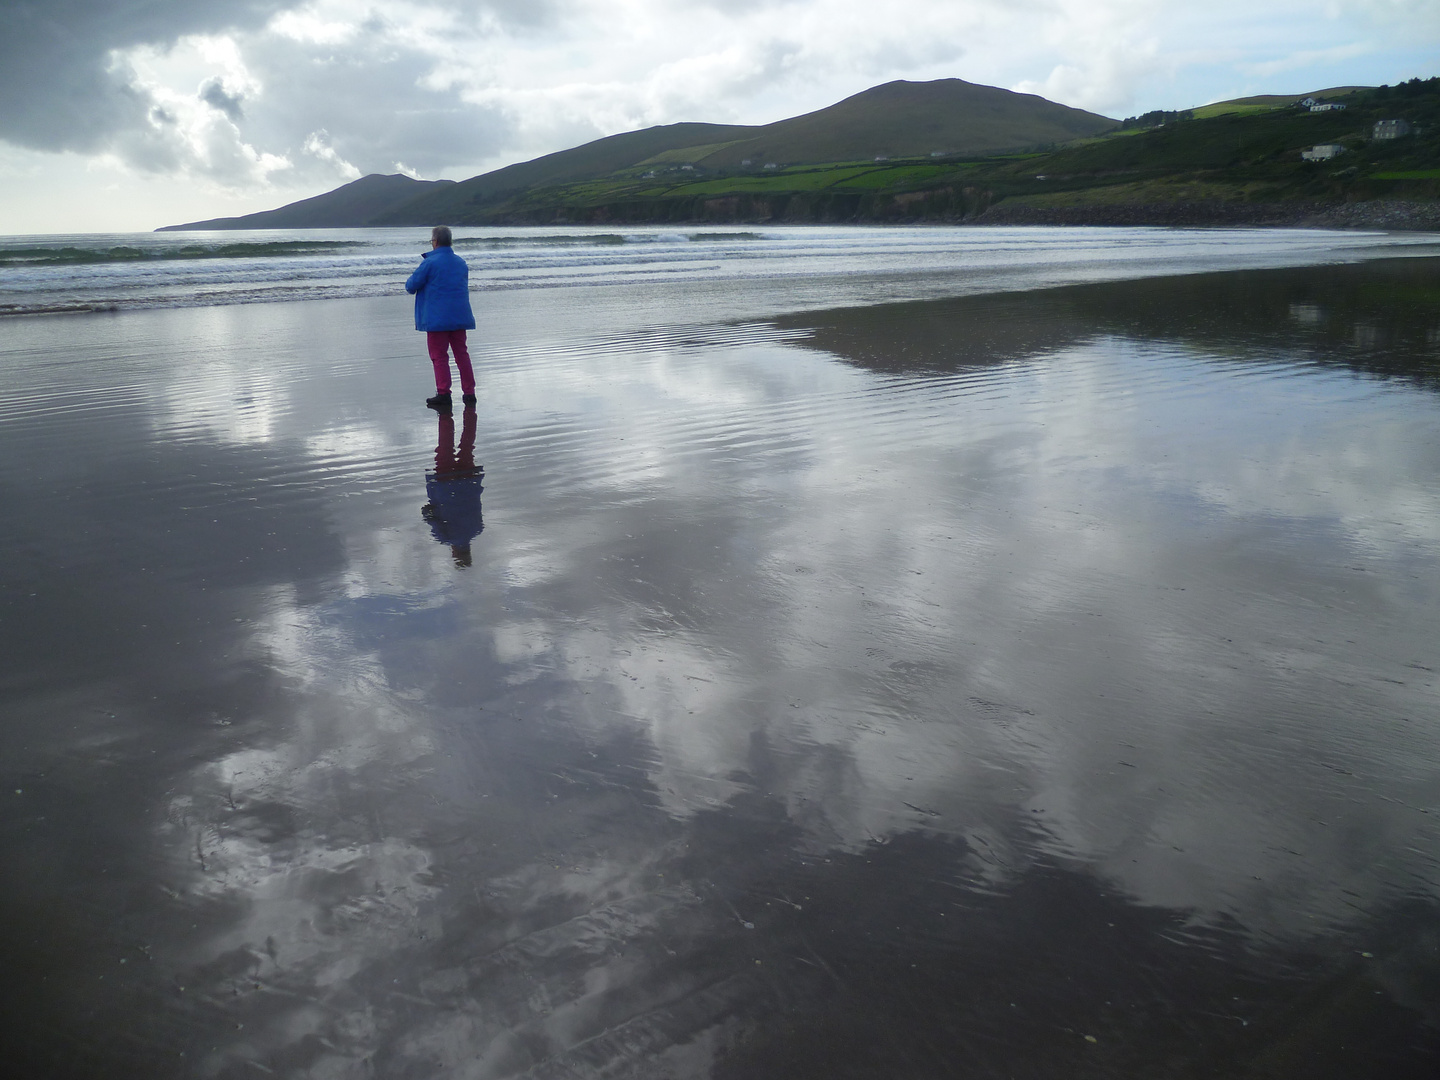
[2,260,1440,1077]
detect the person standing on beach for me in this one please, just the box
[406,225,476,411]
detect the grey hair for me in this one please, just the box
[431,225,453,246]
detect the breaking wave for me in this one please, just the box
[0,241,370,267]
[453,231,763,249]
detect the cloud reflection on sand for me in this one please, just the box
[3,260,1439,1075]
[186,296,1440,941]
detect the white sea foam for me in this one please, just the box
[1,224,1436,317]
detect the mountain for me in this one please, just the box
[686,79,1119,167]
[430,77,1438,229]
[372,79,1116,226]
[157,173,454,231]
[158,79,1117,230]
[365,122,760,228]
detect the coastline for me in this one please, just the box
[972,197,1440,231]
[3,225,1439,321]
[476,195,1440,230]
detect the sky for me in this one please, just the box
[0,0,1436,234]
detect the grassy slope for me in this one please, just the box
[689,79,1116,167]
[487,159,987,213]
[376,79,1117,225]
[487,79,1440,223]
[370,122,759,225]
[981,79,1440,210]
[158,174,454,231]
[1192,86,1371,118]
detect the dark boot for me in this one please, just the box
[426,391,452,411]
[461,393,477,406]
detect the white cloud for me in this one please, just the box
[1242,40,1378,80]
[1336,0,1440,35]
[304,129,362,179]
[100,35,295,186]
[269,6,367,45]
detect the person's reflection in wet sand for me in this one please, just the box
[421,405,484,567]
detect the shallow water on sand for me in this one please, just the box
[2,259,1440,1078]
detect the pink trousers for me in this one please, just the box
[426,330,475,395]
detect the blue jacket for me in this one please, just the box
[405,246,476,332]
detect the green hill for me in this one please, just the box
[1191,86,1371,119]
[158,173,453,231]
[375,79,1116,226]
[367,122,759,227]
[464,77,1440,228]
[966,77,1440,226]
[159,79,1117,230]
[685,79,1117,166]
[157,77,1440,232]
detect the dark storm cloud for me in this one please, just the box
[0,0,558,175]
[0,0,287,152]
[238,26,515,177]
[200,78,246,121]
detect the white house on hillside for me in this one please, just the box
[1374,119,1413,139]
[1301,143,1346,161]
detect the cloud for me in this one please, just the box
[200,77,247,121]
[233,14,515,178]
[105,35,292,186]
[1241,40,1377,80]
[1007,0,1168,115]
[1336,0,1440,36]
[0,1,288,153]
[0,0,540,195]
[303,129,360,179]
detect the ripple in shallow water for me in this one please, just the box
[0,259,1438,1077]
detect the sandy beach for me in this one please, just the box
[2,255,1440,1077]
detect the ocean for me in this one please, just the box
[2,223,1438,317]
